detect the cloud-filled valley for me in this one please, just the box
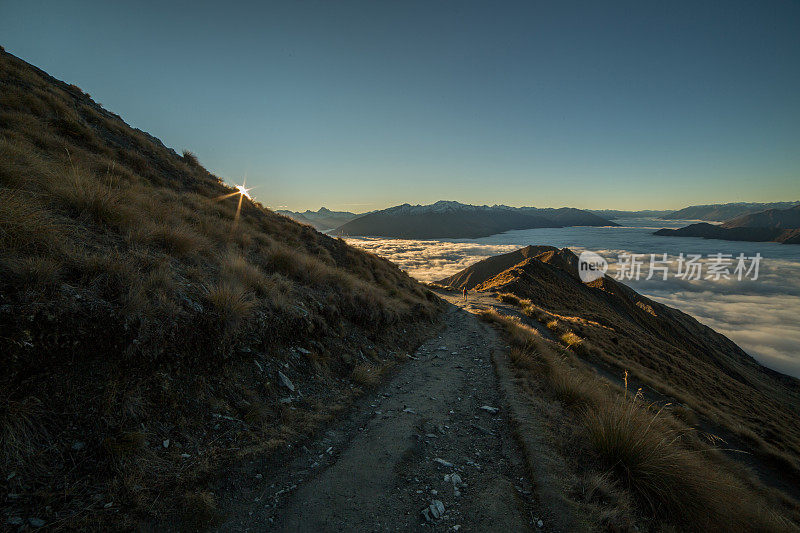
[346,225,800,378]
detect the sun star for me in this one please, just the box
[236,183,253,200]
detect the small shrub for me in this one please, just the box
[560,331,582,347]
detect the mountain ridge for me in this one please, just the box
[655,205,800,244]
[332,200,618,239]
[660,201,800,221]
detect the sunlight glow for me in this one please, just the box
[236,183,253,200]
[212,179,255,226]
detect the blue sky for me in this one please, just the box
[2,0,799,212]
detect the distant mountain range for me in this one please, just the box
[589,209,673,219]
[330,201,617,239]
[280,200,800,240]
[655,205,800,244]
[660,201,800,221]
[277,207,360,231]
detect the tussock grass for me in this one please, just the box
[0,49,442,528]
[479,306,798,531]
[204,280,256,328]
[351,363,382,388]
[0,189,64,252]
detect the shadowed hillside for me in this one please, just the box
[442,247,800,505]
[0,49,441,528]
[661,201,800,221]
[655,205,800,244]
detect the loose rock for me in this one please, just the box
[278,371,295,392]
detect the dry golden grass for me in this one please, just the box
[0,49,442,528]
[204,280,256,327]
[351,363,382,388]
[478,307,799,531]
[494,279,800,493]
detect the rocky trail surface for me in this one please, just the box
[214,293,545,532]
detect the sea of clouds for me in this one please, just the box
[346,220,800,378]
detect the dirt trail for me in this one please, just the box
[215,297,542,532]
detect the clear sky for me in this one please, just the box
[2,0,799,212]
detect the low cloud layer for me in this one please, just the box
[346,237,800,378]
[347,238,519,282]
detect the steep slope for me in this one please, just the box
[0,50,441,528]
[654,204,800,244]
[444,247,800,495]
[661,201,800,221]
[331,200,617,239]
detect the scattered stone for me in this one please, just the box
[162,439,170,448]
[180,453,191,458]
[71,441,86,451]
[278,371,295,392]
[103,502,113,509]
[403,407,416,414]
[430,500,445,519]
[421,500,446,522]
[537,519,544,528]
[279,397,293,404]
[28,517,46,527]
[480,405,499,414]
[295,347,311,355]
[434,458,453,467]
[6,471,15,481]
[255,473,263,479]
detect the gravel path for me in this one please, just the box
[215,297,539,532]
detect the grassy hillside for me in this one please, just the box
[0,49,440,528]
[443,247,800,527]
[480,309,798,531]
